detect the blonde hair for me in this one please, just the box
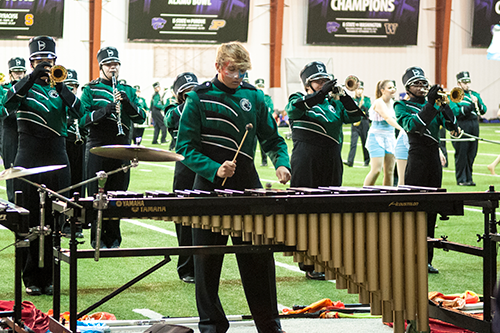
[216,41,252,72]
[375,80,394,99]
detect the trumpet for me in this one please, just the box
[111,73,125,136]
[345,75,360,91]
[331,75,360,96]
[0,73,5,84]
[49,65,67,87]
[421,86,464,104]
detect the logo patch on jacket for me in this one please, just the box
[240,98,251,112]
[49,90,59,98]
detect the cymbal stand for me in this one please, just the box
[93,171,108,261]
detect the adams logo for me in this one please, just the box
[240,98,252,112]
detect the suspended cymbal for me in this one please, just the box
[0,165,67,181]
[90,145,184,162]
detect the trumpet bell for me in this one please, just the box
[50,65,67,83]
[0,73,5,84]
[345,75,359,91]
[449,87,464,103]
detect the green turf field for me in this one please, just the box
[0,124,499,320]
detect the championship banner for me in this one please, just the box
[472,0,500,47]
[306,0,420,46]
[0,0,64,38]
[128,0,249,43]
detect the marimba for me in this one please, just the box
[71,185,500,332]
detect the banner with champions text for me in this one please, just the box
[306,0,420,46]
[0,0,63,39]
[472,0,500,47]
[128,0,249,43]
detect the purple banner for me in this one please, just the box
[128,0,249,43]
[306,0,420,46]
[0,0,64,39]
[472,0,500,47]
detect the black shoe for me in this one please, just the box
[305,271,325,280]
[44,285,53,295]
[458,182,472,186]
[363,162,370,167]
[25,286,42,296]
[151,141,159,144]
[343,161,353,167]
[181,276,195,284]
[469,181,476,186]
[260,162,268,167]
[428,264,439,274]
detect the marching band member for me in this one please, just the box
[285,61,364,280]
[449,71,487,186]
[164,71,199,284]
[3,36,82,295]
[1,57,27,202]
[345,81,371,168]
[62,69,85,238]
[395,67,459,274]
[150,81,168,144]
[80,46,146,249]
[176,41,290,333]
[254,78,274,166]
[131,85,149,145]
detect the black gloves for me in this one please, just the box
[339,94,367,118]
[30,62,51,83]
[426,84,442,106]
[440,104,458,131]
[55,82,65,93]
[105,102,117,115]
[119,91,130,104]
[320,79,337,95]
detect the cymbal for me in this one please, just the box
[90,145,184,162]
[0,165,67,181]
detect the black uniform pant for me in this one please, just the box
[14,134,70,288]
[66,138,86,197]
[151,109,167,143]
[131,126,145,145]
[290,140,342,188]
[86,140,130,248]
[172,161,196,279]
[2,121,18,202]
[193,229,281,333]
[452,118,479,184]
[347,119,370,166]
[405,142,442,265]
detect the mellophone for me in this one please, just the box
[73,185,496,332]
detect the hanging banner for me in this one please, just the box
[0,0,64,39]
[306,0,420,46]
[472,1,500,47]
[128,0,249,43]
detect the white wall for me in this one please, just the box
[0,0,497,117]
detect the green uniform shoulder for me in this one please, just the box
[193,81,213,93]
[89,79,101,85]
[240,81,257,91]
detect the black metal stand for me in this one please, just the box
[428,187,499,332]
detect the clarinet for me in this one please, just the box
[112,73,125,136]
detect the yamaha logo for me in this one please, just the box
[38,41,46,51]
[240,98,252,112]
[48,90,59,98]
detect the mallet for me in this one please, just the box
[221,123,253,186]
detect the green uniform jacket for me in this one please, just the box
[80,78,146,137]
[3,76,82,137]
[449,90,487,120]
[164,101,181,138]
[150,92,165,111]
[176,80,290,183]
[0,82,12,116]
[137,96,149,112]
[354,96,371,114]
[264,94,274,114]
[395,99,456,144]
[285,92,362,145]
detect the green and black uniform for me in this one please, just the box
[449,90,487,184]
[150,91,167,144]
[176,77,289,333]
[3,74,82,290]
[1,82,18,202]
[285,92,362,187]
[395,96,457,265]
[80,78,146,248]
[164,102,196,280]
[346,95,371,166]
[131,94,149,144]
[258,93,275,166]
